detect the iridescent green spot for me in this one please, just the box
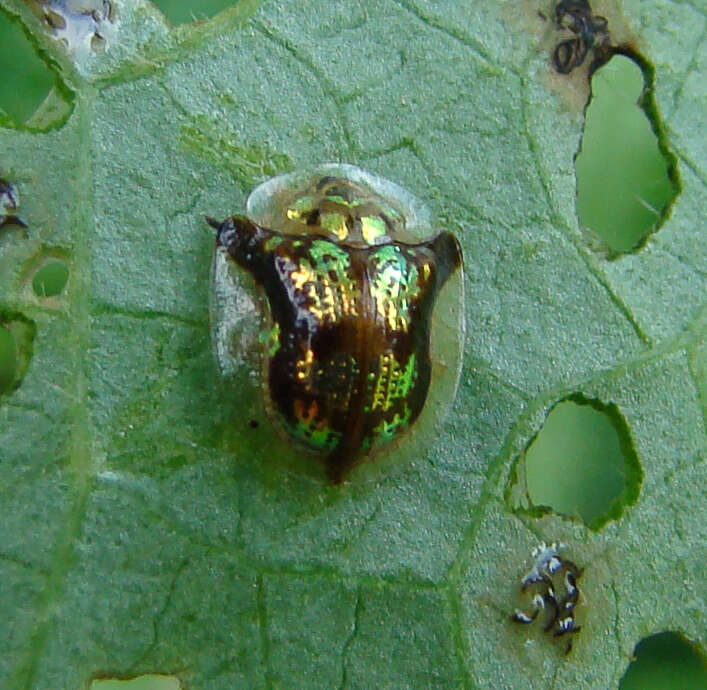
[286,195,314,220]
[372,245,420,302]
[324,194,352,206]
[258,323,280,357]
[373,406,412,442]
[309,240,350,273]
[361,216,387,244]
[371,354,417,412]
[307,426,340,450]
[264,236,283,252]
[320,212,348,239]
[284,416,340,451]
[398,355,417,396]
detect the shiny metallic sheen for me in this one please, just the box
[209,165,463,482]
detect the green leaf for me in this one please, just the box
[0,1,704,688]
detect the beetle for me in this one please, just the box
[208,165,463,482]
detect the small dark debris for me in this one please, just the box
[249,419,259,429]
[511,542,583,654]
[0,178,28,230]
[552,0,610,74]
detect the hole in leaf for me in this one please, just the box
[513,395,641,530]
[576,54,679,255]
[0,9,53,125]
[153,0,235,25]
[32,259,69,297]
[90,675,182,690]
[0,328,16,393]
[619,632,706,690]
[0,7,73,130]
[0,312,36,398]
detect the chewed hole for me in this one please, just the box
[576,54,678,255]
[153,0,236,24]
[0,8,65,128]
[0,313,35,398]
[90,675,182,690]
[510,395,641,530]
[0,328,16,393]
[619,632,706,689]
[32,260,69,297]
[0,7,73,130]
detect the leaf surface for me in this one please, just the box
[0,0,704,688]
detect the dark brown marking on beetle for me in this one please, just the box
[210,214,462,482]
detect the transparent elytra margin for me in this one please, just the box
[209,164,465,483]
[245,163,435,244]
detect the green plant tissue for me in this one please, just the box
[0,1,704,688]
